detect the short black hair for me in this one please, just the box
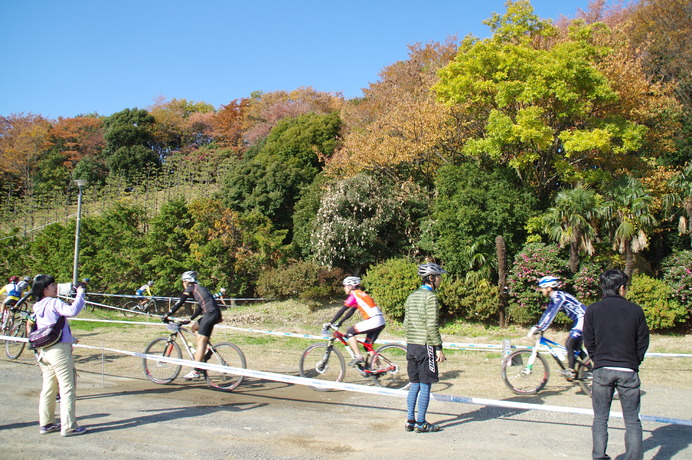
[599,269,629,297]
[31,274,56,301]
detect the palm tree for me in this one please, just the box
[543,186,598,273]
[600,177,657,277]
[663,163,692,248]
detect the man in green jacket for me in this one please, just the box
[404,262,447,433]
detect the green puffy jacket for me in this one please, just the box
[404,286,443,348]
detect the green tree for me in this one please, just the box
[221,112,341,234]
[102,108,158,179]
[434,1,663,198]
[431,163,538,280]
[600,177,657,277]
[663,163,692,247]
[78,203,148,293]
[542,186,599,273]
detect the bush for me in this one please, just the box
[570,259,607,305]
[362,257,420,321]
[660,250,692,311]
[506,243,569,325]
[256,261,345,308]
[627,274,688,330]
[438,278,499,322]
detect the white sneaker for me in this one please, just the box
[183,370,203,380]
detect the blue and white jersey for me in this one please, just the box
[536,290,586,332]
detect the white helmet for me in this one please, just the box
[220,288,227,293]
[537,276,560,288]
[417,263,447,277]
[181,271,198,283]
[342,276,362,287]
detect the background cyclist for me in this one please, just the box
[528,275,587,380]
[323,276,385,367]
[163,271,222,380]
[1,275,31,327]
[136,280,154,307]
[213,287,228,308]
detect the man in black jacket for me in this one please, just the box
[584,269,649,460]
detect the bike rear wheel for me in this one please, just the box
[370,344,410,389]
[204,342,246,391]
[501,349,550,395]
[299,343,346,390]
[143,337,182,384]
[576,356,594,396]
[5,322,27,359]
[123,301,142,318]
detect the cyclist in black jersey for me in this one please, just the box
[163,271,222,380]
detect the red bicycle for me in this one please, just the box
[299,323,409,390]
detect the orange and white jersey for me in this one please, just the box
[344,289,383,320]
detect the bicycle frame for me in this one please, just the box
[164,321,214,361]
[526,333,588,373]
[324,325,389,376]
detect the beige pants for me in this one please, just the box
[38,342,78,433]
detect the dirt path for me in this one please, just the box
[0,324,690,459]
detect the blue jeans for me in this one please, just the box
[591,368,642,460]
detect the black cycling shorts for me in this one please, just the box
[196,310,221,337]
[406,344,439,384]
[346,324,385,344]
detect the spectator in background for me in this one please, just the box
[32,274,88,436]
[584,269,649,460]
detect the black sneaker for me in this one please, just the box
[405,421,415,432]
[415,421,441,433]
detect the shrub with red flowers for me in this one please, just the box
[570,260,607,305]
[507,243,569,325]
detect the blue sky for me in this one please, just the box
[1,0,594,120]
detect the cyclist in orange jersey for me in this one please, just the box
[323,276,385,366]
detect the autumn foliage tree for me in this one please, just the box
[332,40,463,186]
[0,113,51,196]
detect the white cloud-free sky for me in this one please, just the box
[1,0,594,119]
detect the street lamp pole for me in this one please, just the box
[72,180,87,286]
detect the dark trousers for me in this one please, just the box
[591,368,643,460]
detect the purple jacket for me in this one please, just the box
[33,289,85,344]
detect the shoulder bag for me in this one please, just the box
[29,315,66,349]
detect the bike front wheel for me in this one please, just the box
[5,322,27,359]
[205,342,246,391]
[501,349,550,395]
[370,344,410,389]
[299,343,346,390]
[143,337,182,384]
[576,356,593,396]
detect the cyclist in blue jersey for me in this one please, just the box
[528,276,586,380]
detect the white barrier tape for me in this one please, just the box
[61,316,692,358]
[2,336,690,426]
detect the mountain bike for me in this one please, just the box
[142,319,246,391]
[501,332,593,396]
[299,323,409,391]
[123,297,159,317]
[5,309,32,359]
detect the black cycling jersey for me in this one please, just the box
[170,283,220,320]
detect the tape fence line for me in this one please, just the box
[1,334,690,427]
